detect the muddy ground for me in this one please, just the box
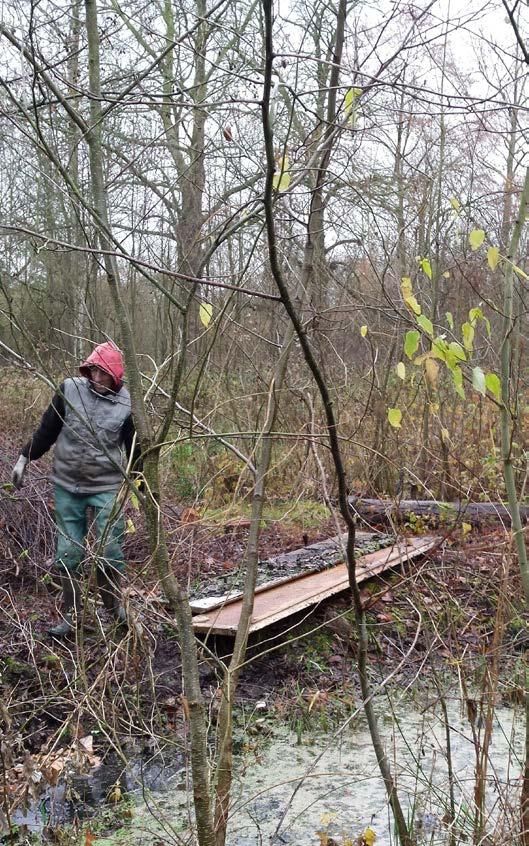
[1,495,524,745]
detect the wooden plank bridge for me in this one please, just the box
[192,534,438,637]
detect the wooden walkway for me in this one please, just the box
[192,535,437,636]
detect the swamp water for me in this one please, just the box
[14,695,526,845]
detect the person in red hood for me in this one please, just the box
[11,342,141,637]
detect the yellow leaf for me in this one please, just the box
[308,690,321,713]
[273,155,291,191]
[360,325,368,337]
[344,87,362,125]
[404,294,421,315]
[400,276,413,298]
[387,408,402,428]
[396,361,406,380]
[462,522,472,536]
[125,518,136,534]
[107,781,122,803]
[513,264,529,280]
[462,321,474,352]
[487,246,500,271]
[429,402,439,413]
[469,229,485,251]
[130,478,142,511]
[199,302,213,328]
[425,358,439,389]
[450,197,461,212]
[320,812,336,825]
[441,427,449,442]
[443,271,450,278]
[363,826,377,846]
[401,277,421,313]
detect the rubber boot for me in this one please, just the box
[49,574,81,637]
[97,567,127,627]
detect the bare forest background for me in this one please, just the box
[1,0,527,508]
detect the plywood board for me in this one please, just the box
[192,535,438,636]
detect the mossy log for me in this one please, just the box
[348,498,529,526]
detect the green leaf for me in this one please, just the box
[360,324,368,337]
[487,246,500,270]
[344,87,362,126]
[446,311,454,330]
[273,155,291,191]
[396,361,406,380]
[448,341,466,362]
[421,258,432,279]
[462,321,474,352]
[404,330,420,359]
[468,306,484,325]
[485,372,501,402]
[472,366,486,396]
[431,336,449,362]
[199,302,213,328]
[467,305,491,336]
[469,229,485,251]
[130,479,142,510]
[387,408,402,429]
[452,366,465,399]
[417,314,433,336]
[344,88,354,116]
[125,518,136,534]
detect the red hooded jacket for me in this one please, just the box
[79,342,125,392]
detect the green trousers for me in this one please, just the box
[54,484,125,574]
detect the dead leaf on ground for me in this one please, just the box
[359,589,371,606]
[107,780,122,803]
[376,612,393,623]
[180,507,200,524]
[78,735,93,755]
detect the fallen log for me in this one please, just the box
[349,498,529,526]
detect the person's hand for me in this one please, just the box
[11,455,28,489]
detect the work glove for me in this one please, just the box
[11,455,28,489]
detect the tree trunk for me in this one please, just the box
[83,3,216,842]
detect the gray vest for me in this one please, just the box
[53,377,131,494]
